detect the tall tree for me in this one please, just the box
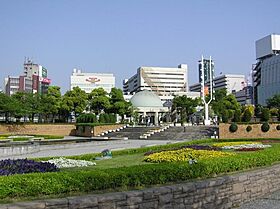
[61,87,87,120]
[211,88,241,122]
[41,86,62,122]
[0,93,14,122]
[88,88,110,114]
[108,88,132,121]
[172,95,200,123]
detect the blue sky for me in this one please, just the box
[0,0,279,93]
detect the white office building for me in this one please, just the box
[70,69,115,93]
[123,64,199,103]
[190,74,246,94]
[253,34,280,105]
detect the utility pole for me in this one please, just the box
[200,55,214,126]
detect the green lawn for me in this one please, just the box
[63,153,150,171]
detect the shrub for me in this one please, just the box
[0,159,59,176]
[233,109,241,122]
[99,114,105,123]
[242,109,252,122]
[277,125,280,131]
[246,125,252,132]
[270,108,279,117]
[261,122,270,132]
[229,123,238,132]
[109,114,116,123]
[104,113,110,123]
[76,114,97,123]
[261,108,271,122]
[222,110,229,123]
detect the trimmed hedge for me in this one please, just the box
[261,122,270,132]
[246,125,252,132]
[2,143,280,200]
[229,123,238,132]
[76,123,117,127]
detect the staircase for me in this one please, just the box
[101,125,218,141]
[102,127,159,139]
[147,126,218,141]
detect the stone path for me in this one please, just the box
[238,189,280,209]
[0,137,182,159]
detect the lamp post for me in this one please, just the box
[200,55,214,126]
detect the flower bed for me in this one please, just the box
[144,145,220,156]
[235,147,264,152]
[221,144,271,150]
[144,148,235,163]
[44,157,96,168]
[0,159,59,176]
[213,141,261,147]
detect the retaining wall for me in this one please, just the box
[0,124,76,136]
[3,163,280,209]
[75,124,125,137]
[219,123,280,139]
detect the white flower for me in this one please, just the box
[222,144,271,150]
[43,157,96,168]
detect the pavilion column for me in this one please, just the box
[155,111,159,126]
[143,112,146,124]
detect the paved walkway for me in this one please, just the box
[0,138,182,159]
[238,189,280,209]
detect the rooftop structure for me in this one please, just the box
[70,69,115,93]
[5,59,51,96]
[123,64,198,103]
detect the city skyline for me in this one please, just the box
[0,0,279,93]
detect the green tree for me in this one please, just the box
[221,110,229,123]
[172,95,200,124]
[61,87,87,120]
[261,108,271,122]
[0,93,14,122]
[40,86,62,122]
[11,92,30,122]
[254,104,263,118]
[88,88,110,114]
[232,109,241,122]
[242,108,252,122]
[211,88,241,122]
[267,94,280,108]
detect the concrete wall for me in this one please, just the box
[219,123,280,139]
[3,163,280,209]
[75,124,125,137]
[0,124,76,136]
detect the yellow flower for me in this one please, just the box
[144,148,235,163]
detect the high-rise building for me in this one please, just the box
[253,34,280,105]
[190,74,246,95]
[123,64,199,103]
[70,69,115,93]
[5,59,51,96]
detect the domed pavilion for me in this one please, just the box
[130,90,168,125]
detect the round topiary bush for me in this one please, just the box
[261,122,270,132]
[276,125,280,131]
[229,123,238,133]
[246,125,252,132]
